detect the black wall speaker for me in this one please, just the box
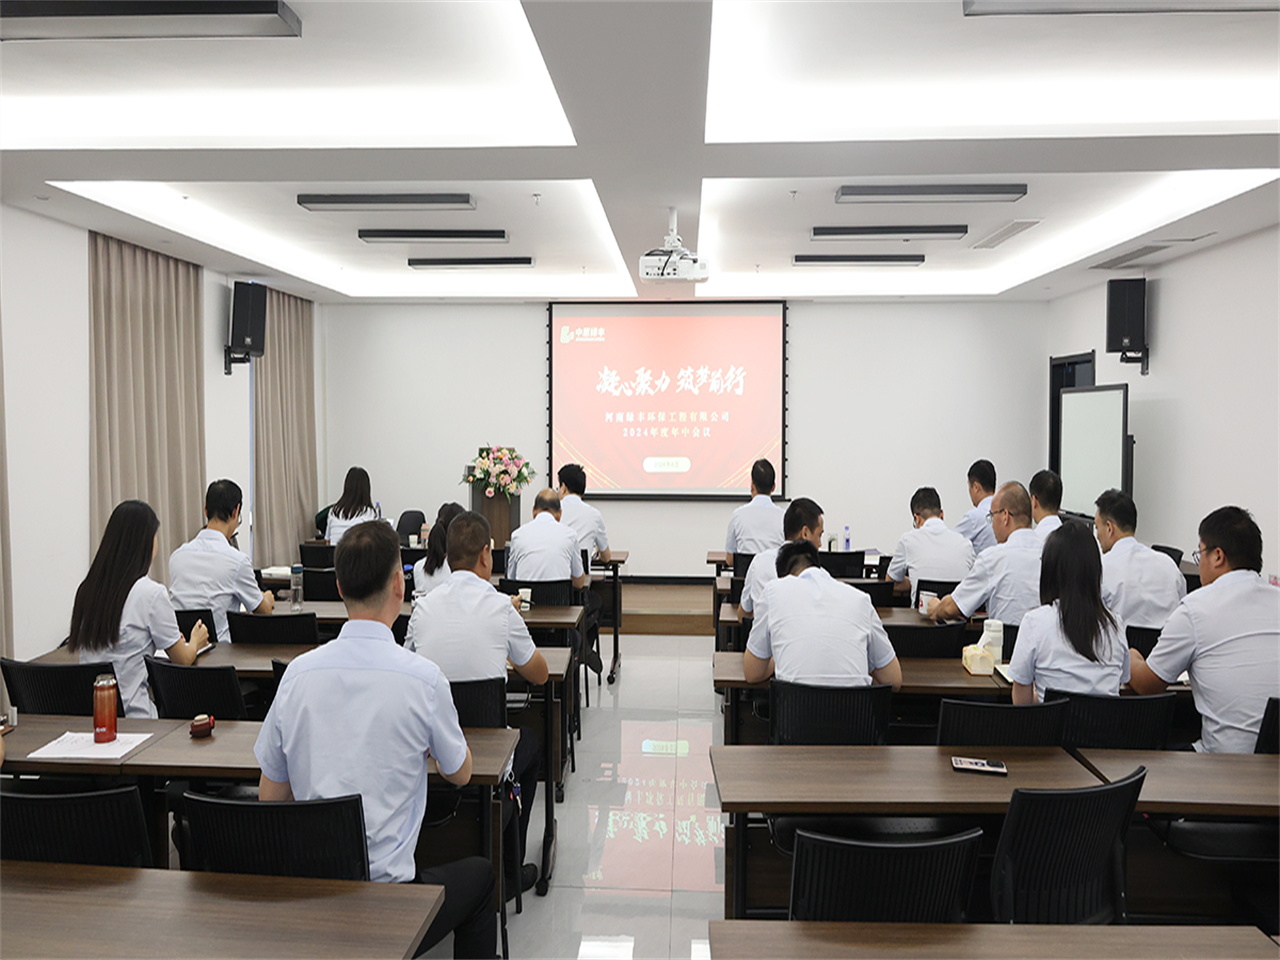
[229,281,267,357]
[1106,278,1146,354]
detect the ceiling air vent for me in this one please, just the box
[1090,245,1170,270]
[972,219,1041,249]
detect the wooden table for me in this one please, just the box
[1078,748,1280,817]
[719,601,959,628]
[0,860,443,959]
[31,642,320,679]
[591,550,627,684]
[0,714,183,775]
[708,920,1280,959]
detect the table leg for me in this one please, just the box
[731,810,747,919]
[140,775,169,869]
[607,564,621,685]
[481,784,509,960]
[537,677,557,896]
[725,687,740,747]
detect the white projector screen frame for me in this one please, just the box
[1058,383,1131,517]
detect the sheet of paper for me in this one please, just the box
[995,664,1014,683]
[262,565,292,579]
[26,731,153,761]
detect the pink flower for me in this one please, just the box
[485,487,495,498]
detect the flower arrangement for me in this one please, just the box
[464,445,536,500]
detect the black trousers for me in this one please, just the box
[505,725,541,864]
[412,856,496,959]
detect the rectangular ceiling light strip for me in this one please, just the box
[835,184,1027,204]
[1089,245,1170,270]
[359,229,507,243]
[793,254,925,266]
[964,0,1277,15]
[298,193,475,212]
[0,0,301,40]
[408,257,534,269]
[971,219,1042,249]
[811,225,968,241]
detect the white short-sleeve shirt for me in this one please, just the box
[1145,569,1280,754]
[1006,601,1130,703]
[1100,536,1187,630]
[740,546,781,614]
[558,494,609,557]
[506,512,583,582]
[954,494,997,554]
[325,507,379,546]
[79,576,180,719]
[725,495,785,555]
[412,558,451,598]
[886,517,976,605]
[746,566,897,686]
[950,527,1042,625]
[406,570,537,678]
[169,529,263,643]
[1034,514,1064,542]
[254,619,469,883]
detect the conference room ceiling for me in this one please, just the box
[2,0,1277,304]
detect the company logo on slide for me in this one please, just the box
[560,325,606,344]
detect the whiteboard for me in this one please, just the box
[1059,385,1128,516]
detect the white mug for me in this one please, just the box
[408,534,420,548]
[917,590,937,616]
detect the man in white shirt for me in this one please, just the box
[255,520,494,958]
[741,498,824,615]
[556,464,610,562]
[169,479,273,642]
[1130,506,1280,753]
[725,458,785,559]
[885,487,976,608]
[1094,488,1186,629]
[1030,469,1064,542]
[928,481,1042,626]
[407,511,549,898]
[953,459,997,554]
[506,490,587,588]
[744,540,902,689]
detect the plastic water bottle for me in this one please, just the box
[290,563,304,611]
[983,619,1004,663]
[843,525,851,552]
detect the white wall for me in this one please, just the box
[1047,226,1279,577]
[201,273,254,557]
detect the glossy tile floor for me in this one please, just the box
[425,633,725,960]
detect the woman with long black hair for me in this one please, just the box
[324,466,378,545]
[68,500,209,717]
[1008,520,1129,704]
[413,501,465,598]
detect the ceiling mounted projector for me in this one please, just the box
[639,207,709,282]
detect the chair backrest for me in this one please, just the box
[143,656,247,720]
[873,555,891,580]
[850,580,894,608]
[728,576,747,606]
[395,510,426,546]
[174,608,215,643]
[1256,697,1279,755]
[937,698,1067,747]
[816,551,865,580]
[271,658,289,684]
[491,546,507,575]
[227,611,320,645]
[732,552,757,579]
[184,791,369,881]
[991,766,1146,923]
[299,542,334,567]
[1050,689,1176,750]
[401,546,427,568]
[0,786,151,867]
[1151,543,1184,566]
[883,621,967,659]
[504,578,576,607]
[790,827,982,922]
[1,658,123,717]
[302,567,341,602]
[915,579,961,603]
[769,680,892,746]
[1002,623,1021,662]
[1125,625,1162,659]
[450,676,508,729]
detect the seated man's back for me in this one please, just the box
[506,490,584,584]
[888,519,975,605]
[725,457,785,556]
[1101,538,1186,629]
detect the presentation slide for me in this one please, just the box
[550,303,785,497]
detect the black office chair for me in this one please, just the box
[396,510,426,547]
[850,580,895,607]
[731,552,756,579]
[1151,544,1184,566]
[1049,689,1176,750]
[299,542,335,567]
[883,621,968,659]
[175,608,215,644]
[184,792,369,880]
[0,786,152,867]
[769,680,893,746]
[991,766,1146,924]
[1256,697,1279,755]
[816,550,865,580]
[915,579,961,605]
[401,546,428,568]
[302,567,341,602]
[936,698,1067,747]
[271,658,290,685]
[790,827,983,923]
[873,555,892,580]
[1002,623,1021,663]
[227,611,320,645]
[144,656,247,720]
[1,658,123,717]
[1125,625,1162,659]
[492,546,507,575]
[727,576,747,606]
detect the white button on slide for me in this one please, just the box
[643,456,691,473]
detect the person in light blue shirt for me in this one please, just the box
[725,458,785,557]
[953,459,997,554]
[255,520,494,958]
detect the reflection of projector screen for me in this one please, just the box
[1059,385,1130,516]
[550,303,785,497]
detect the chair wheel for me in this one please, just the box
[555,785,565,803]
[536,879,549,896]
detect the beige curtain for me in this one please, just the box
[89,233,206,583]
[253,288,317,568]
[0,314,13,670]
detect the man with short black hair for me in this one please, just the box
[169,479,273,642]
[741,497,824,615]
[1030,469,1064,541]
[557,463,611,563]
[886,487,976,607]
[1130,506,1279,753]
[725,458,785,559]
[255,520,495,958]
[953,459,997,554]
[1094,488,1185,629]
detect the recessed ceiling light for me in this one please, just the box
[964,0,1277,14]
[0,0,301,40]
[793,254,925,266]
[298,193,476,212]
[811,225,968,241]
[836,184,1027,204]
[972,219,1042,249]
[408,257,534,269]
[359,229,507,243]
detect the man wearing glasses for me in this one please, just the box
[1129,506,1279,753]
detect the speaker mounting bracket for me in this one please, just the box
[1119,347,1149,376]
[224,346,252,376]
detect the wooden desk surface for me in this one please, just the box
[520,605,584,630]
[708,920,1280,960]
[527,646,571,681]
[707,550,728,566]
[591,550,628,567]
[1079,748,1280,817]
[711,652,1001,695]
[270,600,584,631]
[719,602,953,628]
[0,715,185,775]
[711,745,1098,815]
[0,860,443,959]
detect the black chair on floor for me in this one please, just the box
[937,698,1067,747]
[184,792,369,880]
[299,542,335,568]
[1151,544,1184,566]
[1002,623,1021,662]
[885,621,967,659]
[227,611,320,645]
[769,680,893,746]
[492,546,507,575]
[790,827,983,922]
[914,579,961,606]
[873,555,891,580]
[1257,697,1279,755]
[991,766,1146,924]
[302,567,341,602]
[1125,625,1162,658]
[175,608,215,643]
[396,510,426,547]
[1050,689,1176,750]
[850,580,895,607]
[731,552,757,580]
[0,786,152,867]
[144,656,247,720]
[1,658,123,717]
[817,551,864,580]
[271,659,289,684]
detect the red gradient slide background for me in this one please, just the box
[551,308,783,494]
